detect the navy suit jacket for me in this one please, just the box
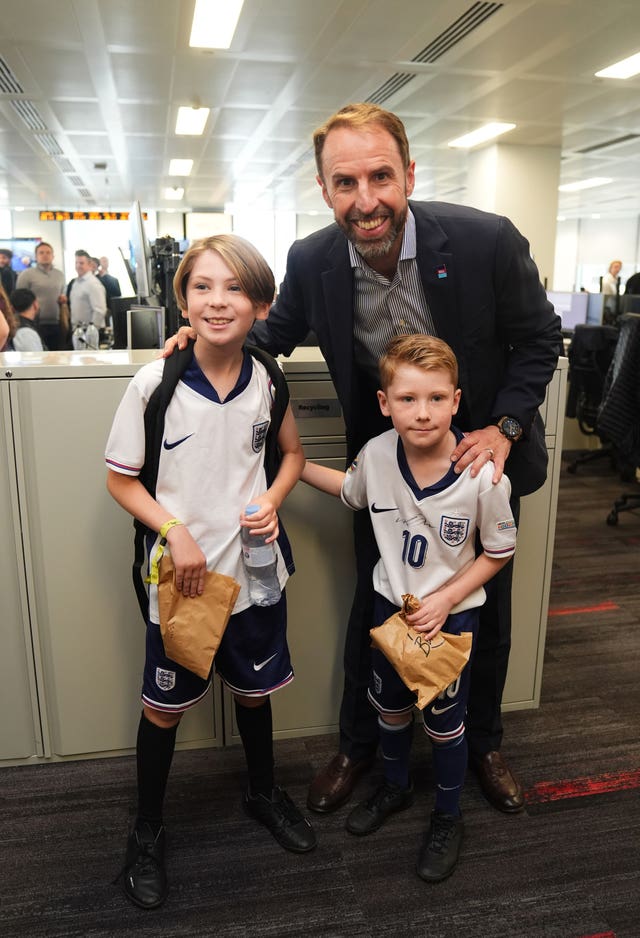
[251,201,562,497]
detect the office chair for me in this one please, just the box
[565,323,619,474]
[599,313,640,524]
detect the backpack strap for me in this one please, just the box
[247,344,289,485]
[132,340,195,619]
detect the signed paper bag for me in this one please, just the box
[369,594,472,709]
[157,555,240,679]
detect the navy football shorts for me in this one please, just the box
[142,592,293,714]
[368,593,479,743]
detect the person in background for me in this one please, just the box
[69,250,107,334]
[16,242,67,351]
[602,260,622,296]
[0,248,17,297]
[165,102,562,819]
[10,288,45,352]
[0,282,16,351]
[623,270,640,295]
[97,255,122,307]
[105,234,315,911]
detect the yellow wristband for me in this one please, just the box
[159,518,183,540]
[146,519,183,585]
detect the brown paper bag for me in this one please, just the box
[157,555,240,679]
[369,594,472,709]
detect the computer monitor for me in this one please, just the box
[110,297,136,349]
[621,294,640,315]
[126,305,165,349]
[586,292,605,325]
[546,291,589,334]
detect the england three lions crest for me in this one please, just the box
[439,515,470,546]
[252,420,269,453]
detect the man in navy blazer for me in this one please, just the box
[169,103,562,816]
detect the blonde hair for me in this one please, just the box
[173,234,275,312]
[313,103,411,178]
[379,334,459,391]
[608,259,622,273]
[0,283,16,341]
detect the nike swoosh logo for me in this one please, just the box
[163,433,194,450]
[371,504,398,513]
[253,653,277,671]
[431,702,457,715]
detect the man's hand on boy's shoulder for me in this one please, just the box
[163,325,196,357]
[450,426,510,485]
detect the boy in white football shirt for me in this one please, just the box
[302,334,516,882]
[106,235,315,911]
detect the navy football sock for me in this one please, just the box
[379,715,413,789]
[136,712,178,830]
[432,734,467,816]
[235,698,275,799]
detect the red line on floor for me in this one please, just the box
[575,932,616,938]
[525,769,640,804]
[548,600,619,617]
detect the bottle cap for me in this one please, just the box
[245,504,259,516]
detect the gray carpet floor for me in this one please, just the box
[1,457,639,938]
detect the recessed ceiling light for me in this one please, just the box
[448,122,516,148]
[558,178,612,192]
[595,51,640,79]
[175,106,210,136]
[189,0,244,50]
[164,187,184,200]
[169,159,194,176]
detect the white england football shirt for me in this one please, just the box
[105,351,290,621]
[341,428,516,611]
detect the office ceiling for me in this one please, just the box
[0,0,639,220]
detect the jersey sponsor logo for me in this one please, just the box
[371,503,398,513]
[253,653,277,671]
[497,519,516,530]
[163,433,194,450]
[439,515,470,546]
[252,420,269,453]
[155,667,176,691]
[347,458,359,474]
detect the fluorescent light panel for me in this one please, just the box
[448,122,516,148]
[169,159,194,176]
[595,51,640,79]
[164,187,184,200]
[189,0,244,49]
[175,106,210,135]
[558,177,612,192]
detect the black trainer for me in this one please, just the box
[416,811,464,883]
[122,821,168,909]
[345,779,414,836]
[244,786,317,853]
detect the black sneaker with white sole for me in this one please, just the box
[122,821,168,909]
[243,786,317,853]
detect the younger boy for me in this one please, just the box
[10,288,46,351]
[106,234,315,911]
[302,334,516,882]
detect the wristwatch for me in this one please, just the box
[495,416,523,442]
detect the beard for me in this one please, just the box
[338,204,408,260]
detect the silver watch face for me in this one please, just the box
[500,417,522,440]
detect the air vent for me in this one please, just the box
[0,55,23,94]
[577,134,640,154]
[10,99,47,131]
[34,132,64,156]
[67,175,84,187]
[367,2,503,105]
[77,188,92,198]
[53,156,76,173]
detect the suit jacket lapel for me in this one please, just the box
[321,234,355,426]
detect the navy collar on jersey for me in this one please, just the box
[397,424,464,499]
[181,347,253,404]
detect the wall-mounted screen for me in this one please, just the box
[0,238,42,272]
[546,290,589,334]
[126,305,165,349]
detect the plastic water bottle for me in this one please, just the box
[241,504,281,607]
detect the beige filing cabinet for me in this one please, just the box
[0,349,220,765]
[0,347,566,765]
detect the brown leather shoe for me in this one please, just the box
[472,750,524,813]
[307,753,375,814]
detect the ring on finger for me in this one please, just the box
[485,448,494,458]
